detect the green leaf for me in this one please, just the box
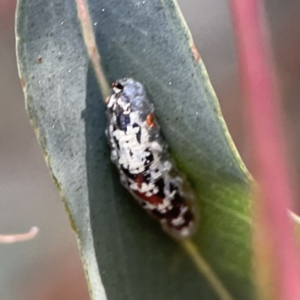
[16,0,253,299]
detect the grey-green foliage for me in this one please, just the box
[16,0,253,299]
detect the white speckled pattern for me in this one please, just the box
[106,78,197,238]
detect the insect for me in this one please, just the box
[105,78,197,238]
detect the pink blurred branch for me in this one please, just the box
[0,227,39,243]
[229,0,300,299]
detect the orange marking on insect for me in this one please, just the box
[146,113,154,128]
[133,190,163,205]
[134,173,144,189]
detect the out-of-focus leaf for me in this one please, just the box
[230,1,300,300]
[16,0,253,299]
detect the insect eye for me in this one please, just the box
[112,82,124,93]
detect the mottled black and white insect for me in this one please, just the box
[105,78,197,238]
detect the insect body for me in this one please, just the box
[106,78,197,238]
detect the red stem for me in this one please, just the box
[229,0,300,299]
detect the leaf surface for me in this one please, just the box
[16,0,253,299]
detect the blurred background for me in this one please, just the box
[0,0,299,299]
